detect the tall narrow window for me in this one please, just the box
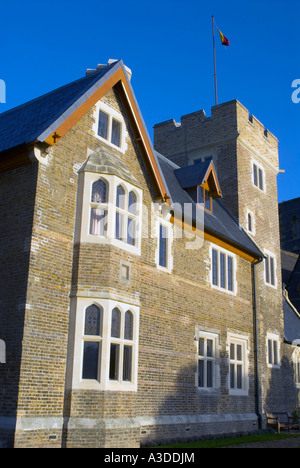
[109,308,134,383]
[111,118,121,147]
[98,110,109,140]
[116,185,125,241]
[115,185,138,246]
[127,191,137,246]
[157,220,173,271]
[82,305,102,381]
[159,224,167,268]
[264,251,276,287]
[211,247,235,293]
[293,349,300,386]
[198,335,216,389]
[253,162,264,191]
[90,179,108,236]
[230,343,243,390]
[228,335,248,394]
[267,334,280,367]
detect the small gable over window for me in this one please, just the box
[174,160,221,213]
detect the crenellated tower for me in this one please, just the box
[154,99,285,412]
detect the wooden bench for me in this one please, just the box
[265,411,299,433]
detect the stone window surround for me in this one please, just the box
[154,216,174,273]
[266,332,281,369]
[226,332,250,396]
[246,208,256,236]
[77,172,143,256]
[93,100,127,153]
[252,159,266,193]
[195,327,220,393]
[209,243,237,296]
[292,347,300,388]
[71,297,139,392]
[263,248,277,289]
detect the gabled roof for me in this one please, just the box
[155,151,263,261]
[0,60,168,201]
[174,160,221,198]
[0,61,118,153]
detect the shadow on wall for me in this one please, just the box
[264,355,299,414]
[140,361,259,447]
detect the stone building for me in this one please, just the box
[0,59,299,448]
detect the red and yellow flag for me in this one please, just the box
[218,29,230,46]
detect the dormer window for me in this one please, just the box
[174,159,222,215]
[198,186,212,212]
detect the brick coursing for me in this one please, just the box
[0,87,299,449]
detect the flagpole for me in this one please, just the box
[212,15,218,106]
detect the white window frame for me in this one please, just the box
[264,249,277,289]
[246,209,255,235]
[77,172,143,255]
[252,160,266,192]
[72,298,139,392]
[155,217,173,273]
[292,348,300,388]
[93,101,127,153]
[195,327,220,392]
[227,332,249,396]
[209,243,237,295]
[266,333,281,369]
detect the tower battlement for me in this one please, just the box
[154,100,279,170]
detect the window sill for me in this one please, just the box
[211,284,237,296]
[76,379,137,392]
[265,282,277,290]
[80,235,142,256]
[229,389,248,397]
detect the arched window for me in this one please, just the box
[109,308,135,383]
[116,185,126,241]
[111,308,121,338]
[124,311,134,340]
[127,191,137,246]
[74,300,139,391]
[90,179,108,236]
[82,305,103,381]
[115,185,138,246]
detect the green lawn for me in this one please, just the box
[155,432,300,449]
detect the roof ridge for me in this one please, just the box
[0,65,113,120]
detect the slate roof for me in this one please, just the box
[0,60,120,153]
[154,151,263,259]
[283,292,300,344]
[174,160,212,189]
[281,250,299,285]
[0,60,263,260]
[286,256,300,314]
[279,197,300,254]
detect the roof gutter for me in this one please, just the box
[252,255,265,429]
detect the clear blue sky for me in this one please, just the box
[0,0,299,203]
